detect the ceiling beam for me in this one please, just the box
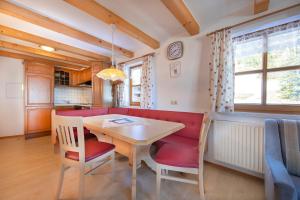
[0,40,91,66]
[161,0,199,35]
[254,0,270,14]
[0,1,134,58]
[0,25,109,61]
[64,0,160,49]
[0,50,86,70]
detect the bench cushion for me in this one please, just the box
[66,139,115,162]
[154,143,199,168]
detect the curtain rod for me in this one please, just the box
[206,3,300,36]
[118,52,155,65]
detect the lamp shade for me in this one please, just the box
[96,67,126,81]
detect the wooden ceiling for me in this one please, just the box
[0,0,277,69]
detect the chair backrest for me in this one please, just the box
[199,113,211,165]
[54,115,85,162]
[277,119,300,176]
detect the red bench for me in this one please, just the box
[55,108,204,148]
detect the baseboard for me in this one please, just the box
[204,157,264,179]
[0,134,24,139]
[25,131,51,139]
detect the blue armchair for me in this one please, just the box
[265,119,300,200]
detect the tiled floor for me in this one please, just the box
[0,136,265,200]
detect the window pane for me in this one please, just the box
[131,86,141,103]
[234,73,262,104]
[267,70,300,104]
[268,29,300,69]
[131,67,141,85]
[234,37,263,72]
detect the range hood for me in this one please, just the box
[78,80,92,87]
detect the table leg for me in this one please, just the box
[131,145,137,200]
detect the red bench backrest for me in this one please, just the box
[128,108,204,140]
[108,107,129,115]
[56,108,108,117]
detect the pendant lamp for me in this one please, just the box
[96,24,126,81]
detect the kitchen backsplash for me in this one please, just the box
[54,86,92,105]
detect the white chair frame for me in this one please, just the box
[54,115,115,200]
[156,113,211,200]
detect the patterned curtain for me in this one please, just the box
[233,19,300,44]
[113,63,125,107]
[140,55,155,109]
[209,28,234,112]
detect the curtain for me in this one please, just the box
[140,55,155,109]
[113,63,126,107]
[209,28,234,112]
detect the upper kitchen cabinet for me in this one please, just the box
[71,68,92,86]
[25,62,54,106]
[54,68,91,87]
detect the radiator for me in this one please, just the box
[211,120,264,174]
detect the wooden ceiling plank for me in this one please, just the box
[254,0,270,14]
[0,25,109,61]
[161,0,199,35]
[0,0,134,58]
[64,0,160,49]
[0,50,86,70]
[0,40,91,66]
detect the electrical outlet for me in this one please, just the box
[170,100,178,105]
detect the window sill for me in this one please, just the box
[235,104,300,115]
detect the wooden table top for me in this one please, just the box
[83,114,185,145]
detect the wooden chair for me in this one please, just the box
[154,113,211,200]
[54,115,115,200]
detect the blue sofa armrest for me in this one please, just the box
[265,156,297,200]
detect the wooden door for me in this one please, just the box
[24,61,54,138]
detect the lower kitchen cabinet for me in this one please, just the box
[25,107,52,139]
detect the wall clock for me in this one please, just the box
[167,41,183,60]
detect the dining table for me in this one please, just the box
[83,114,185,200]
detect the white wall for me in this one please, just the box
[154,36,210,112]
[117,7,300,114]
[0,57,24,137]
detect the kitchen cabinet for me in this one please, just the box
[54,68,91,86]
[24,61,54,138]
[54,70,70,86]
[91,62,112,107]
[71,68,91,86]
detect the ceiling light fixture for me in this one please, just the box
[40,45,55,52]
[96,24,126,82]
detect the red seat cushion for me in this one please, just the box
[73,127,91,136]
[154,144,199,168]
[159,135,198,148]
[66,139,115,162]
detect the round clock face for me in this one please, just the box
[167,41,183,60]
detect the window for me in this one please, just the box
[233,20,300,113]
[129,65,142,106]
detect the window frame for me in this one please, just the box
[234,33,300,114]
[129,65,142,107]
